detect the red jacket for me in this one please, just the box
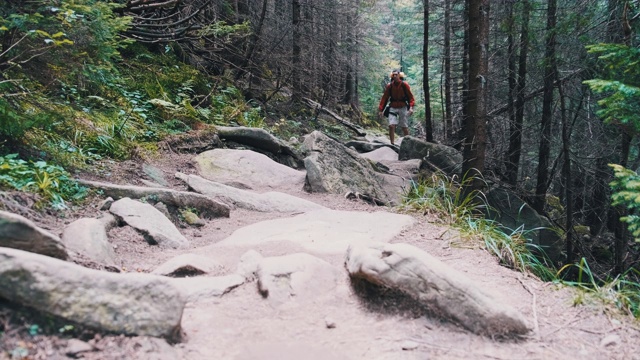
[378,81,415,111]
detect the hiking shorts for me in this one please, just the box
[388,107,409,127]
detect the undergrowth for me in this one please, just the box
[0,154,87,209]
[401,172,640,318]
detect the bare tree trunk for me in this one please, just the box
[505,0,530,186]
[559,81,575,264]
[443,0,452,140]
[423,0,433,142]
[343,1,356,104]
[504,2,516,183]
[457,0,470,150]
[291,0,301,100]
[461,0,489,196]
[533,0,557,213]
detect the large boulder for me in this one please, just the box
[346,243,530,337]
[484,185,564,262]
[109,198,189,249]
[195,149,306,189]
[0,210,68,260]
[0,248,185,340]
[216,126,303,168]
[302,131,399,205]
[398,136,462,177]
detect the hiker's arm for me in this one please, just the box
[405,83,416,108]
[378,85,390,112]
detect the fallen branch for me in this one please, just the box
[301,97,366,136]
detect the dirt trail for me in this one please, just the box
[83,150,638,360]
[24,149,639,360]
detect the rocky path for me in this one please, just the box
[2,131,640,360]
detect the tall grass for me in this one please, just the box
[402,173,556,279]
[558,259,640,317]
[402,171,640,317]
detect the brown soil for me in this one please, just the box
[2,146,640,360]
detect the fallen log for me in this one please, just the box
[78,179,230,219]
[302,97,366,136]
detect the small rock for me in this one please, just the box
[401,341,419,351]
[324,317,336,329]
[99,197,114,211]
[600,334,621,347]
[65,339,95,357]
[181,209,205,227]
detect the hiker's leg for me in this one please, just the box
[388,111,399,145]
[397,108,409,140]
[389,125,396,145]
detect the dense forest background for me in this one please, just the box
[1,1,640,294]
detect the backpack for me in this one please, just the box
[385,81,410,110]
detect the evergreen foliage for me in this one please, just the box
[584,44,640,134]
[610,164,640,241]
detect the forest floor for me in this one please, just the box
[2,139,640,360]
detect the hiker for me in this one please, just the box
[378,70,415,146]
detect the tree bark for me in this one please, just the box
[291,0,302,100]
[533,0,557,213]
[423,0,433,142]
[461,0,489,195]
[504,0,530,186]
[559,81,575,264]
[443,0,453,140]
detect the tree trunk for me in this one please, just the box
[291,0,301,100]
[443,0,453,140]
[559,81,575,264]
[503,2,516,183]
[505,0,530,186]
[461,0,489,196]
[343,1,356,104]
[533,0,557,213]
[423,0,433,142]
[456,0,470,151]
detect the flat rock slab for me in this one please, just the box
[0,248,185,340]
[195,149,305,189]
[168,274,245,303]
[152,254,224,277]
[0,210,68,260]
[257,253,341,306]
[360,146,399,162]
[176,172,325,213]
[345,243,530,337]
[61,218,117,266]
[110,198,189,249]
[216,209,415,255]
